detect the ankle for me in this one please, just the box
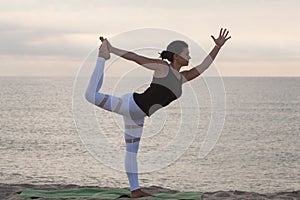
[130,188,153,198]
[131,188,141,193]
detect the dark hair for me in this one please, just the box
[160,40,188,62]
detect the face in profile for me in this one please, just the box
[177,47,191,66]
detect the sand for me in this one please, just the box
[0,183,299,200]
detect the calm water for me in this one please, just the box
[0,77,299,193]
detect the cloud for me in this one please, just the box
[0,0,300,76]
[0,25,94,57]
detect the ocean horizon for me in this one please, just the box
[0,76,299,193]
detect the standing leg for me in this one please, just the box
[123,114,153,198]
[123,116,144,191]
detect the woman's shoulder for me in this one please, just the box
[152,60,170,78]
[154,59,169,67]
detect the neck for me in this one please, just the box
[170,61,181,71]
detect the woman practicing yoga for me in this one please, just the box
[85,28,231,198]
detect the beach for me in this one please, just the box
[1,183,300,200]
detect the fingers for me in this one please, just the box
[221,28,227,37]
[222,28,231,40]
[219,28,223,38]
[211,35,216,41]
[224,29,229,38]
[219,28,231,40]
[225,36,232,41]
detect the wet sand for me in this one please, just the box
[1,183,299,200]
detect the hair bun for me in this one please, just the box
[160,50,174,62]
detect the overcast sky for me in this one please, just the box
[0,0,299,76]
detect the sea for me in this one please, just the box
[0,76,299,193]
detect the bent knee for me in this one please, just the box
[85,90,95,104]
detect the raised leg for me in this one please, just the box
[85,41,122,113]
[85,38,151,197]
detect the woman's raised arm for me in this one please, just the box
[181,28,231,83]
[102,37,167,71]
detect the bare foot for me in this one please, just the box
[130,189,154,198]
[98,37,110,60]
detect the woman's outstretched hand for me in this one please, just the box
[99,36,113,53]
[211,28,231,48]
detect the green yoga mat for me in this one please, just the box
[17,187,201,199]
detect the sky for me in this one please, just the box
[0,0,300,77]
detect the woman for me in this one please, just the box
[85,28,231,198]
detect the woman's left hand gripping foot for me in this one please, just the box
[98,36,110,60]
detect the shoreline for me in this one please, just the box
[0,183,299,200]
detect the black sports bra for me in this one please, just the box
[133,65,183,116]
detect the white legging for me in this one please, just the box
[85,57,146,191]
